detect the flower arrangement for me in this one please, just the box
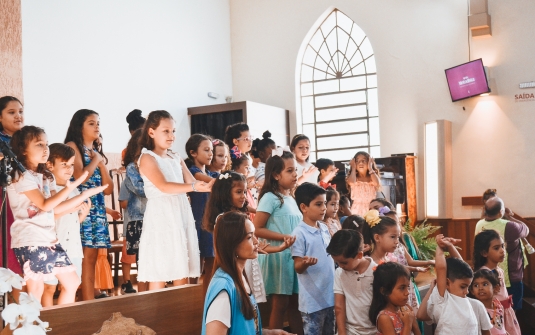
[0,268,49,334]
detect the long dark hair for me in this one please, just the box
[362,211,398,251]
[185,133,212,167]
[137,110,173,158]
[122,129,143,168]
[0,96,23,132]
[10,126,53,181]
[251,130,275,159]
[213,212,255,319]
[64,109,108,166]
[473,229,502,270]
[369,262,410,325]
[126,109,145,132]
[258,151,295,207]
[290,134,310,162]
[469,268,500,298]
[203,171,248,232]
[224,122,249,149]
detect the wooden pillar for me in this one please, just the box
[0,0,23,99]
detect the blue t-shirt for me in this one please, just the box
[291,221,335,313]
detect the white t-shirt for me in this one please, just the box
[205,290,231,327]
[54,186,83,259]
[333,257,377,335]
[427,286,492,335]
[296,160,319,185]
[7,171,57,248]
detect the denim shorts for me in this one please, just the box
[301,306,335,335]
[13,244,75,281]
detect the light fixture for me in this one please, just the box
[424,120,452,218]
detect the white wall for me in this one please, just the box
[229,0,535,218]
[22,0,233,156]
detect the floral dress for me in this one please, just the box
[78,146,110,248]
[349,181,377,216]
[376,310,403,335]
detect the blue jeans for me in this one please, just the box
[301,307,335,335]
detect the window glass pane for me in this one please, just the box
[367,74,377,88]
[302,97,314,124]
[351,23,366,45]
[302,46,316,67]
[337,11,353,34]
[315,90,366,108]
[350,62,366,76]
[317,148,365,162]
[309,32,323,51]
[359,37,373,59]
[348,51,363,71]
[314,69,327,81]
[301,65,313,82]
[318,44,331,66]
[317,133,368,150]
[314,79,339,95]
[316,105,367,122]
[321,12,336,37]
[369,117,380,146]
[316,119,367,136]
[367,88,378,116]
[326,31,337,58]
[309,151,317,162]
[314,56,329,72]
[337,29,350,55]
[344,41,358,71]
[303,124,316,151]
[340,75,366,91]
[365,56,376,73]
[301,83,313,96]
[370,146,381,158]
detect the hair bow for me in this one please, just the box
[212,139,220,146]
[218,173,230,180]
[378,206,391,216]
[230,146,242,159]
[352,220,359,228]
[364,209,381,228]
[272,146,291,158]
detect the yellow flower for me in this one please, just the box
[364,209,381,227]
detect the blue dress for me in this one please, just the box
[257,192,302,295]
[188,166,218,258]
[78,147,110,248]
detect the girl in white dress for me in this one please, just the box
[137,110,213,290]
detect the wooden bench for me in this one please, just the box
[40,284,203,335]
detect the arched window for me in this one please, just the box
[299,9,379,161]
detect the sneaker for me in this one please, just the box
[121,280,137,294]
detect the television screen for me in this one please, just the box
[445,59,490,102]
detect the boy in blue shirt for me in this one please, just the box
[292,182,335,335]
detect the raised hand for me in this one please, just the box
[302,165,318,179]
[67,171,89,190]
[258,239,270,254]
[279,235,296,251]
[368,156,375,172]
[195,179,215,192]
[77,199,91,217]
[302,256,318,266]
[398,305,415,327]
[81,184,108,198]
[414,266,430,273]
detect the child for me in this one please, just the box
[41,143,106,306]
[292,182,335,335]
[207,139,230,174]
[224,122,255,176]
[64,109,114,301]
[186,133,217,291]
[230,146,257,219]
[326,229,377,335]
[203,171,294,304]
[121,129,147,292]
[316,158,338,189]
[137,110,213,290]
[291,134,319,185]
[252,130,276,186]
[470,269,507,335]
[369,262,421,335]
[362,210,400,265]
[338,194,352,224]
[417,234,492,335]
[346,151,381,216]
[324,187,341,236]
[473,230,521,335]
[254,149,303,333]
[8,126,99,304]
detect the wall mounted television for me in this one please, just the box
[445,58,490,102]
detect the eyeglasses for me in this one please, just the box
[237,136,253,142]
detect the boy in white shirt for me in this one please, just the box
[41,143,98,306]
[417,234,492,335]
[326,229,377,335]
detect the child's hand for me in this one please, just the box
[68,171,89,189]
[278,235,296,251]
[255,179,264,189]
[258,239,270,254]
[427,259,436,266]
[108,209,122,221]
[368,156,376,172]
[302,165,318,179]
[399,305,415,326]
[194,179,215,192]
[81,184,108,198]
[362,244,371,253]
[246,176,256,188]
[78,199,91,218]
[302,256,318,266]
[414,266,430,273]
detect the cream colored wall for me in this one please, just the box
[230,0,535,219]
[21,0,233,156]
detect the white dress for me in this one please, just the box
[137,148,201,282]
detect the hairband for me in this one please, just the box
[364,209,381,228]
[230,146,242,159]
[272,146,291,157]
[219,173,230,180]
[352,220,359,228]
[378,206,391,216]
[212,139,220,146]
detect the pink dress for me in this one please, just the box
[324,217,341,237]
[393,244,419,310]
[486,298,507,335]
[481,266,521,335]
[376,310,403,335]
[349,181,377,216]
